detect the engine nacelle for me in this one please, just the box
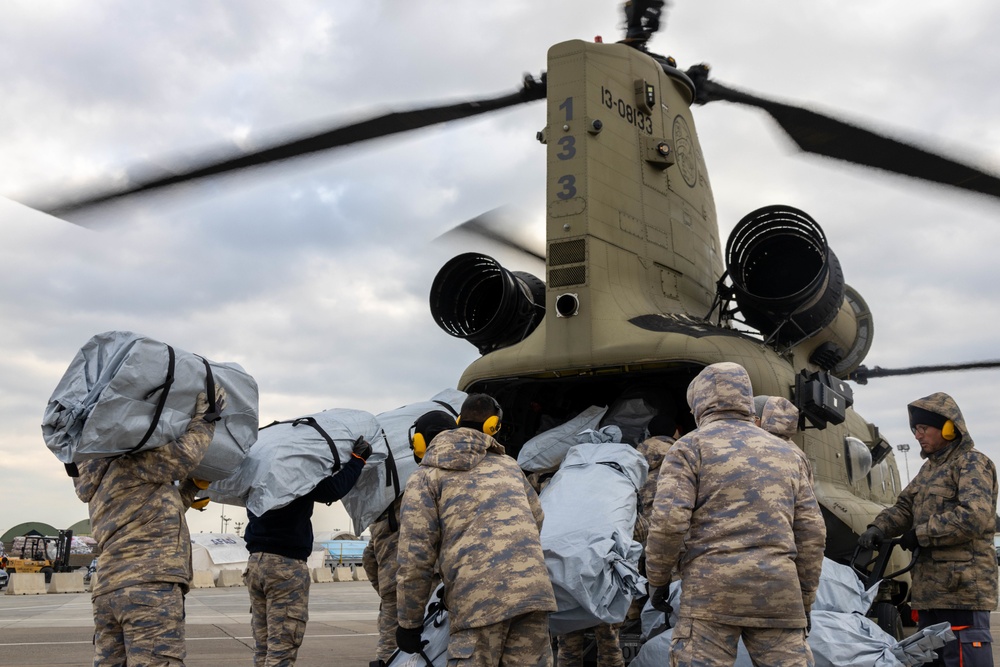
[725,205,873,376]
[430,253,546,355]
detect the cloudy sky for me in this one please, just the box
[2,1,1000,538]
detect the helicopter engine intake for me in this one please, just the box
[725,205,873,376]
[430,253,546,355]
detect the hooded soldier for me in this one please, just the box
[646,363,825,667]
[860,392,998,667]
[754,395,799,442]
[395,394,556,665]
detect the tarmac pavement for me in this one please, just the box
[0,581,381,667]
[3,581,1000,666]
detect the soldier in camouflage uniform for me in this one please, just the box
[396,394,557,667]
[646,363,826,667]
[860,393,998,667]
[362,497,402,665]
[74,388,225,667]
[363,410,457,665]
[243,435,371,667]
[636,411,681,520]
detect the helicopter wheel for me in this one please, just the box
[873,601,904,640]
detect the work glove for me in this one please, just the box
[651,586,672,616]
[395,625,426,655]
[191,497,210,511]
[858,526,885,550]
[192,478,211,490]
[352,436,373,462]
[899,529,919,551]
[806,610,812,636]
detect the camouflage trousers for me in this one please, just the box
[91,582,186,667]
[557,623,624,667]
[447,610,553,667]
[244,552,311,667]
[670,617,813,667]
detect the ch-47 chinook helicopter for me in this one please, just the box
[28,0,1000,643]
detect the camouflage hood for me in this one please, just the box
[908,392,975,451]
[760,396,799,441]
[420,427,505,471]
[686,362,755,427]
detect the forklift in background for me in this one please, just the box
[2,530,90,583]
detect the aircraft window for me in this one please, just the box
[844,436,872,484]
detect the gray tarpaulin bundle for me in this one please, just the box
[209,408,387,516]
[42,330,259,481]
[634,561,951,667]
[392,585,449,667]
[341,389,465,536]
[516,405,607,473]
[540,431,648,635]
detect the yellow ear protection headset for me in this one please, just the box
[409,422,428,460]
[456,396,503,436]
[941,419,957,441]
[409,410,460,460]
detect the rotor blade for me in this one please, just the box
[850,360,1000,385]
[435,208,545,262]
[694,75,1000,200]
[35,76,547,218]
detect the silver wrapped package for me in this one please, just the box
[341,388,465,536]
[42,330,259,481]
[209,407,387,516]
[540,433,648,635]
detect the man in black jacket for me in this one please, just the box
[243,436,371,666]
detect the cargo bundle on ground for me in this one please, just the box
[42,331,260,481]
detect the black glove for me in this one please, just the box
[806,610,812,636]
[352,436,373,462]
[858,526,885,550]
[651,586,672,615]
[899,529,919,551]
[395,625,426,655]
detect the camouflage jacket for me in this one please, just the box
[396,428,556,631]
[645,362,826,628]
[636,435,676,520]
[73,411,215,598]
[870,392,998,610]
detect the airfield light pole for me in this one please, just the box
[896,443,911,482]
[220,505,230,534]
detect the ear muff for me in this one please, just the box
[942,419,957,441]
[483,397,503,436]
[456,397,503,435]
[483,414,501,436]
[408,422,428,459]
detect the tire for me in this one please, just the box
[40,567,54,584]
[873,601,904,640]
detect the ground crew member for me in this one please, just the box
[73,388,226,667]
[243,435,371,667]
[859,392,998,667]
[636,411,681,520]
[396,393,557,666]
[646,363,826,667]
[754,395,799,442]
[362,410,456,666]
